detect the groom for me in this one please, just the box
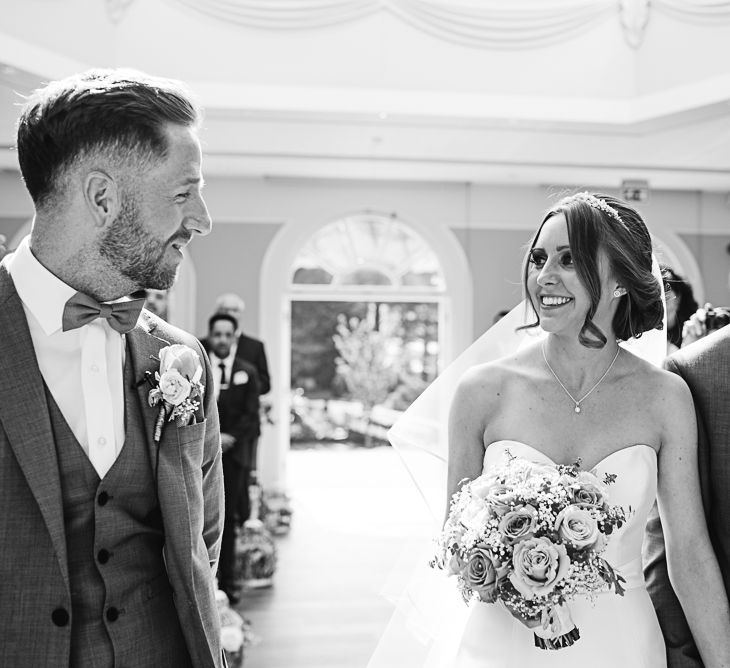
[645,324,730,667]
[0,70,225,667]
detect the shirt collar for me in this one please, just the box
[210,351,234,366]
[7,236,76,336]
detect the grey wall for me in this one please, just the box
[451,227,530,337]
[191,222,282,338]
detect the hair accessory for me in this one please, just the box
[568,192,622,223]
[542,344,621,414]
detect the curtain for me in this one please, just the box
[165,0,730,49]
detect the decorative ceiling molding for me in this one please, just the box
[167,0,730,50]
[106,0,136,24]
[619,0,650,48]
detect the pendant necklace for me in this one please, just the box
[541,344,621,414]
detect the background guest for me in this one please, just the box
[681,302,730,347]
[663,266,699,354]
[207,292,270,395]
[144,288,169,320]
[208,313,261,605]
[203,292,270,527]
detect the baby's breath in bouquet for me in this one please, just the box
[431,451,627,650]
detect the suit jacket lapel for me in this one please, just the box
[125,314,195,571]
[0,265,69,585]
[125,313,170,472]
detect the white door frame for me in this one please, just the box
[257,212,473,491]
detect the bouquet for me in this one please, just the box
[431,451,627,650]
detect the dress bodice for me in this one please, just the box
[483,440,658,589]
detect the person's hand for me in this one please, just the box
[681,304,711,347]
[220,433,236,453]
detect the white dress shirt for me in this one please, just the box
[6,236,126,478]
[209,351,234,399]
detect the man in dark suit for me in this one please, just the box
[0,69,225,667]
[206,313,261,604]
[209,292,270,395]
[203,293,269,525]
[644,324,730,667]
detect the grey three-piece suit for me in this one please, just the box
[0,264,226,667]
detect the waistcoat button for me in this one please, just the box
[106,607,119,622]
[51,608,69,626]
[98,491,109,506]
[97,549,110,564]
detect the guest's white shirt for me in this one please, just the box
[209,350,234,399]
[6,236,126,478]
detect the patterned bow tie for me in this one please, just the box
[62,292,145,334]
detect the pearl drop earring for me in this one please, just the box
[613,289,623,298]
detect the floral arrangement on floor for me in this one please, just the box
[216,589,260,668]
[235,479,277,589]
[261,489,293,535]
[431,452,627,650]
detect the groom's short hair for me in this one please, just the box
[16,68,201,210]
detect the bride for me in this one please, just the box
[375,193,730,668]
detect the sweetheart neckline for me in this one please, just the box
[484,440,657,472]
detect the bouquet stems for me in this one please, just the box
[533,604,580,650]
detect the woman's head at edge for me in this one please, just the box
[522,193,664,348]
[662,266,698,347]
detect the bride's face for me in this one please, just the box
[527,214,617,336]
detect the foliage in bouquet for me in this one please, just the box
[431,452,628,622]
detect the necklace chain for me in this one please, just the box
[541,344,621,414]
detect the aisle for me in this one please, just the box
[239,444,434,668]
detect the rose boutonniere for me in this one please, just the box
[146,344,205,442]
[232,370,249,386]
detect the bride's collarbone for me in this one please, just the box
[489,393,656,461]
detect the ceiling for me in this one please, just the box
[2,0,730,191]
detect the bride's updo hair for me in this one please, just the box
[523,192,664,348]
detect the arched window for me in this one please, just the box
[291,212,445,292]
[288,212,447,445]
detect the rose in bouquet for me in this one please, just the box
[431,452,627,650]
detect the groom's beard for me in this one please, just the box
[99,194,182,291]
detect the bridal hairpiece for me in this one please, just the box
[568,192,622,223]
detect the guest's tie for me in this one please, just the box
[62,292,145,334]
[219,362,227,388]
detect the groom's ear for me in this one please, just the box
[84,170,120,228]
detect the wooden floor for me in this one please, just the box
[237,444,434,668]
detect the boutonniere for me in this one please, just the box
[232,370,249,386]
[145,344,205,442]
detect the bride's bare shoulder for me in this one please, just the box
[620,348,694,411]
[455,343,539,399]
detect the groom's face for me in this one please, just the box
[98,123,211,290]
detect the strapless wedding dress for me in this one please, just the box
[452,440,666,668]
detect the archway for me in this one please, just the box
[259,210,473,491]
